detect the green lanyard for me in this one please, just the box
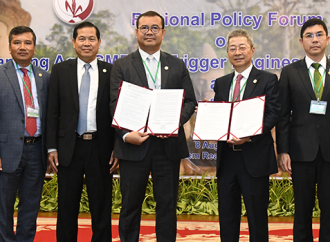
[16,63,34,106]
[308,68,326,99]
[142,57,161,88]
[230,75,247,102]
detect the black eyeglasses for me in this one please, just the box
[137,25,163,34]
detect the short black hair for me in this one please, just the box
[73,21,100,40]
[9,26,36,45]
[301,18,328,38]
[136,10,165,29]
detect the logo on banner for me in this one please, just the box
[53,0,94,24]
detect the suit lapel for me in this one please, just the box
[243,66,259,99]
[32,65,44,119]
[298,58,315,100]
[69,59,79,111]
[221,73,234,101]
[4,60,25,113]
[321,59,330,101]
[131,50,149,88]
[96,60,106,111]
[160,51,169,89]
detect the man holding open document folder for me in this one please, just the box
[110,10,196,242]
[213,29,280,242]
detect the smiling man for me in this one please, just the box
[0,26,50,242]
[213,29,280,242]
[47,22,117,242]
[110,10,196,242]
[276,18,330,241]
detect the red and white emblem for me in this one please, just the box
[53,0,94,24]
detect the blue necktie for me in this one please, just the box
[77,63,91,135]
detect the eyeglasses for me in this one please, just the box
[304,32,325,39]
[137,25,163,34]
[228,46,248,53]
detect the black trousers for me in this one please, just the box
[119,137,181,242]
[217,144,269,242]
[56,137,113,242]
[0,140,44,242]
[292,149,330,242]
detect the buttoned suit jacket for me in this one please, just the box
[0,60,50,173]
[276,58,330,162]
[214,66,280,177]
[46,58,114,166]
[110,50,197,161]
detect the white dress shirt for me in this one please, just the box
[228,64,253,101]
[77,57,99,132]
[305,55,326,89]
[139,48,162,89]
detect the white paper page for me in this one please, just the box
[229,96,265,140]
[193,102,232,141]
[147,89,184,135]
[112,81,152,131]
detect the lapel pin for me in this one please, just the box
[328,70,330,75]
[164,66,169,70]
[253,79,257,84]
[38,73,42,77]
[103,69,107,73]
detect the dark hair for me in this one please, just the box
[136,10,165,29]
[9,26,36,45]
[73,21,100,40]
[300,18,328,38]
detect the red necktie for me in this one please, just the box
[20,68,37,137]
[233,74,243,102]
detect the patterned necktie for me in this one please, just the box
[233,74,243,102]
[77,63,91,135]
[311,63,323,100]
[20,68,37,137]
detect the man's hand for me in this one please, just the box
[48,151,59,173]
[195,98,209,113]
[0,158,2,171]
[109,151,119,174]
[156,135,168,139]
[227,137,250,145]
[125,131,149,145]
[278,153,292,174]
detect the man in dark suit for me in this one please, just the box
[110,10,196,242]
[0,26,50,242]
[47,22,117,242]
[276,18,330,241]
[213,29,280,242]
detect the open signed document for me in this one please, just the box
[193,95,265,141]
[112,81,184,136]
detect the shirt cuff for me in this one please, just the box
[123,133,129,142]
[48,148,57,153]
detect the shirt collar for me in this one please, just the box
[77,57,98,71]
[138,48,161,62]
[12,59,31,71]
[234,64,253,80]
[305,55,326,69]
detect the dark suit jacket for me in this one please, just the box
[276,58,330,162]
[214,66,280,177]
[47,58,114,166]
[110,50,196,161]
[0,60,50,173]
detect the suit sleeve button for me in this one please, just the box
[21,119,24,123]
[20,137,23,140]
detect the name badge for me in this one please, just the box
[310,100,327,115]
[27,107,39,118]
